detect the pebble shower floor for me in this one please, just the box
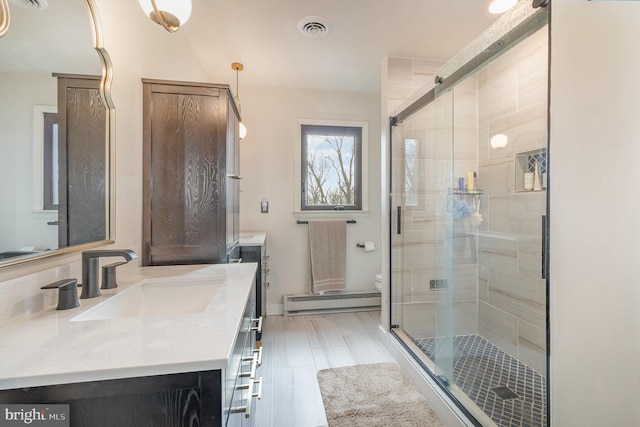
[414,335,546,427]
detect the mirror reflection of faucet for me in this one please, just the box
[81,250,138,299]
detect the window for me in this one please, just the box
[301,124,362,211]
[404,138,418,207]
[32,105,58,212]
[43,112,59,210]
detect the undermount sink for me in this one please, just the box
[71,277,227,321]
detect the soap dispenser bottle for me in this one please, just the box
[533,161,542,191]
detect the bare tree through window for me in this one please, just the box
[301,125,362,210]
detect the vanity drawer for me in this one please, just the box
[224,300,252,424]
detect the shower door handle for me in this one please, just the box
[397,206,402,235]
[541,215,547,279]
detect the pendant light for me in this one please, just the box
[232,62,248,139]
[139,0,192,33]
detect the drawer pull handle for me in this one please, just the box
[254,346,263,366]
[240,353,258,379]
[230,377,263,418]
[250,316,263,334]
[243,347,262,367]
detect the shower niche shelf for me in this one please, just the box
[450,189,483,196]
[515,148,547,193]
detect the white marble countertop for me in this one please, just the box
[239,232,266,247]
[0,263,257,390]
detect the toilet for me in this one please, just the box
[374,273,382,293]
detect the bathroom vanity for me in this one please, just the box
[0,263,261,427]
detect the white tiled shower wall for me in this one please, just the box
[476,28,547,375]
[387,27,547,375]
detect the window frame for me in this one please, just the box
[31,105,58,212]
[300,124,363,211]
[299,122,364,212]
[42,111,59,211]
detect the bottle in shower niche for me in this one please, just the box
[467,171,476,192]
[524,172,534,190]
[533,161,542,191]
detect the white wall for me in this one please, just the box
[550,1,640,424]
[238,86,382,315]
[0,74,58,252]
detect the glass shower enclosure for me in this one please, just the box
[389,6,549,427]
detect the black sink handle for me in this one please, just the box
[41,279,80,310]
[101,261,129,289]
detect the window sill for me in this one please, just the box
[293,210,371,221]
[29,210,58,215]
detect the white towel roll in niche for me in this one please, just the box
[363,241,376,252]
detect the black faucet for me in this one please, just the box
[81,249,138,299]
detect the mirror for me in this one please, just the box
[0,0,113,268]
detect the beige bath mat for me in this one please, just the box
[317,362,445,427]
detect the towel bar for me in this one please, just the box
[296,220,356,224]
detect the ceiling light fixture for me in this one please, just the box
[232,62,248,140]
[138,0,192,33]
[488,0,517,14]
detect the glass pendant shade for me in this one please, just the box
[139,0,192,31]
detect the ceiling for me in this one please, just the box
[183,0,504,94]
[0,0,506,94]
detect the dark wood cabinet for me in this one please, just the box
[55,74,107,247]
[142,79,241,266]
[0,371,223,427]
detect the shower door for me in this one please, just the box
[390,23,549,427]
[390,88,456,387]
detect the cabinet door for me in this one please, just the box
[56,75,107,247]
[143,83,227,265]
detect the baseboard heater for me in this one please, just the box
[284,290,381,316]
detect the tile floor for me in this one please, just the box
[256,313,547,427]
[414,335,546,427]
[254,311,395,427]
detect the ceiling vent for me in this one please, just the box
[297,16,331,38]
[9,0,48,9]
